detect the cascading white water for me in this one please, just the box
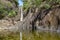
[20,6,23,21]
[19,6,23,40]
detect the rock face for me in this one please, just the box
[35,7,60,31]
[18,6,60,31]
[0,0,60,32]
[42,10,58,30]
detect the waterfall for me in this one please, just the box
[20,6,23,21]
[20,6,23,40]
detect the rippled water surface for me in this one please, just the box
[0,31,60,40]
[22,31,60,40]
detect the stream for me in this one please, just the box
[0,31,60,40]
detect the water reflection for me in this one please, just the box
[0,31,60,40]
[23,31,60,40]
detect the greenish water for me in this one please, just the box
[0,31,60,40]
[23,31,60,40]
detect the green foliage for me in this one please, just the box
[23,0,60,11]
[56,0,60,4]
[8,10,16,17]
[32,0,42,7]
[23,0,31,10]
[0,0,18,19]
[44,4,51,9]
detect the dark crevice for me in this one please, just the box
[58,18,60,25]
[41,8,51,20]
[32,21,37,31]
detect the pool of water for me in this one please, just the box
[0,31,60,40]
